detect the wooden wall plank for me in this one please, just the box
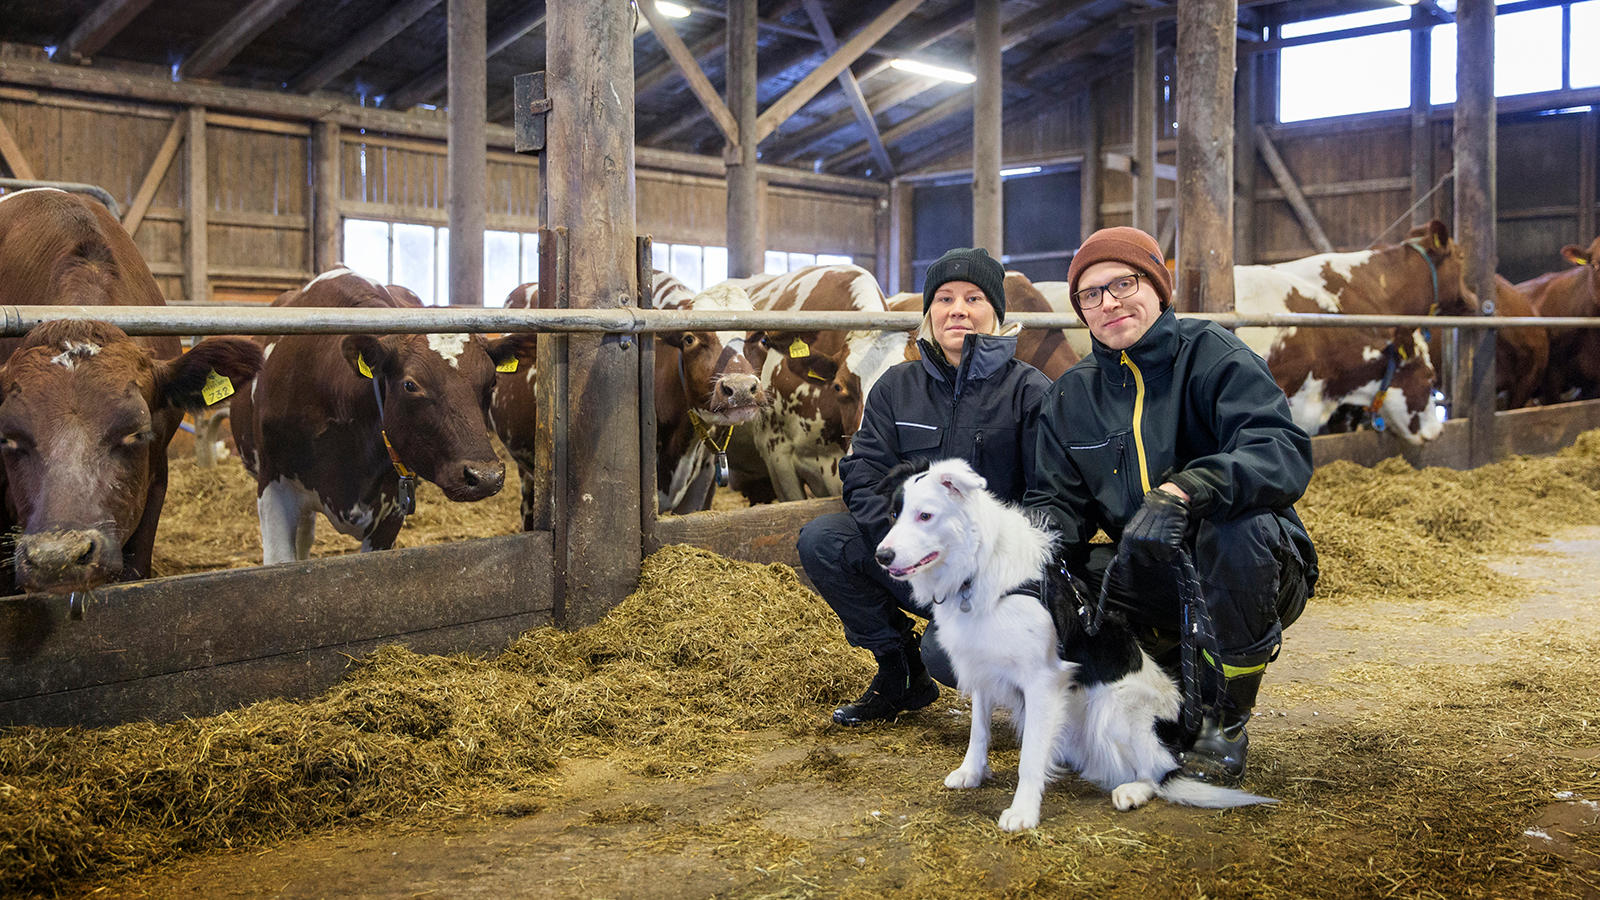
[0,111,37,178]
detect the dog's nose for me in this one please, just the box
[874,547,895,567]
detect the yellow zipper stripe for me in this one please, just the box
[1120,351,1152,494]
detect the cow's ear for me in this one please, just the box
[485,334,538,372]
[156,337,264,411]
[658,330,689,349]
[1562,245,1589,266]
[341,334,388,379]
[1425,219,1450,251]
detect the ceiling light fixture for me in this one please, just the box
[656,1,692,18]
[890,58,977,84]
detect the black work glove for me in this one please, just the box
[1119,488,1192,565]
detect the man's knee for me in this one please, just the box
[798,512,858,574]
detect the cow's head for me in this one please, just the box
[1406,220,1480,316]
[1369,330,1444,445]
[0,320,262,593]
[755,333,864,449]
[341,332,529,502]
[1560,236,1600,281]
[660,329,765,427]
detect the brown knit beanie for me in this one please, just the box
[1065,226,1173,321]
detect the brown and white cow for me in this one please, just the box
[0,188,262,593]
[732,264,907,502]
[488,271,764,525]
[232,268,526,563]
[1232,221,1479,444]
[1425,275,1548,411]
[1521,235,1600,404]
[887,270,1081,379]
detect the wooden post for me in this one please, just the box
[874,189,892,291]
[1579,109,1597,244]
[1233,50,1256,264]
[313,121,341,273]
[891,178,913,293]
[726,0,761,278]
[1176,0,1236,313]
[1454,0,1497,467]
[1080,85,1101,243]
[184,106,209,305]
[1132,22,1158,234]
[448,0,486,307]
[972,0,1003,255]
[545,0,641,626]
[1410,4,1435,229]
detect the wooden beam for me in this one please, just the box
[1018,18,1122,82]
[60,0,155,58]
[638,31,725,96]
[1255,126,1334,254]
[386,5,545,109]
[1234,49,1257,264]
[824,89,970,170]
[727,0,761,276]
[289,0,440,94]
[1176,0,1236,313]
[0,113,37,180]
[1102,151,1177,183]
[1455,0,1498,468]
[312,121,341,272]
[1131,22,1157,233]
[1577,108,1596,244]
[123,113,185,237]
[1410,3,1436,229]
[1080,88,1101,241]
[802,0,893,176]
[638,0,739,146]
[754,0,924,145]
[447,0,486,307]
[973,0,1002,254]
[545,0,641,627]
[184,107,209,305]
[766,75,936,163]
[179,0,304,81]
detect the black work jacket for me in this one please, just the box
[1024,308,1315,560]
[841,332,1051,545]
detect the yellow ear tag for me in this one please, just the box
[789,339,810,359]
[496,357,519,373]
[200,369,235,406]
[357,354,373,379]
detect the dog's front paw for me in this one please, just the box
[997,804,1040,832]
[1112,781,1157,811]
[944,764,988,789]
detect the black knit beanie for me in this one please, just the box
[922,247,1006,323]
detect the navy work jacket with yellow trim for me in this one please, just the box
[1024,307,1315,565]
[842,332,1051,546]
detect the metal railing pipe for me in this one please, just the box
[4,306,1600,337]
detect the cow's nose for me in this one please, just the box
[15,528,112,591]
[874,546,895,567]
[717,373,762,404]
[463,463,505,492]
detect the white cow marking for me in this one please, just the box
[0,187,70,205]
[51,341,102,369]
[427,333,470,368]
[306,266,354,289]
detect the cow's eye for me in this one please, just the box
[402,379,422,394]
[832,382,844,393]
[682,334,697,347]
[0,435,25,454]
[120,430,154,448]
[917,511,933,522]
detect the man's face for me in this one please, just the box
[1078,261,1163,351]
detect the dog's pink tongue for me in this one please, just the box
[892,551,938,577]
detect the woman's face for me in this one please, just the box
[1077,261,1163,351]
[929,280,996,364]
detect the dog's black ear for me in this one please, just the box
[878,458,931,519]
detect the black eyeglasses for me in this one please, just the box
[1073,272,1146,310]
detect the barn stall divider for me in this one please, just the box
[1,296,1597,729]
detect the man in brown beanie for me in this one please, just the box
[1024,226,1318,786]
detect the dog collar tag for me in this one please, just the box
[357,354,374,379]
[200,369,235,406]
[957,579,974,613]
[788,338,810,359]
[496,357,519,373]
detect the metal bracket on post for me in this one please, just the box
[513,72,552,154]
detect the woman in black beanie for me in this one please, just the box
[798,247,1051,725]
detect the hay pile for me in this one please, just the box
[0,547,861,895]
[7,434,1600,896]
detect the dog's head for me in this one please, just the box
[874,458,988,580]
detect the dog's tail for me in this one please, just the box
[1156,777,1276,808]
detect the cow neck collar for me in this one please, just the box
[1401,238,1443,324]
[678,342,738,455]
[916,332,1016,387]
[1091,306,1179,383]
[369,373,419,515]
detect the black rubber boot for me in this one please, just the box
[1180,670,1263,786]
[832,632,940,726]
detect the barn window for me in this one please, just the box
[649,242,729,292]
[764,251,853,275]
[1430,4,1565,104]
[1277,7,1412,123]
[1576,2,1600,88]
[341,218,538,306]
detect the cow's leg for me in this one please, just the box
[361,513,406,553]
[258,479,310,564]
[293,508,317,559]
